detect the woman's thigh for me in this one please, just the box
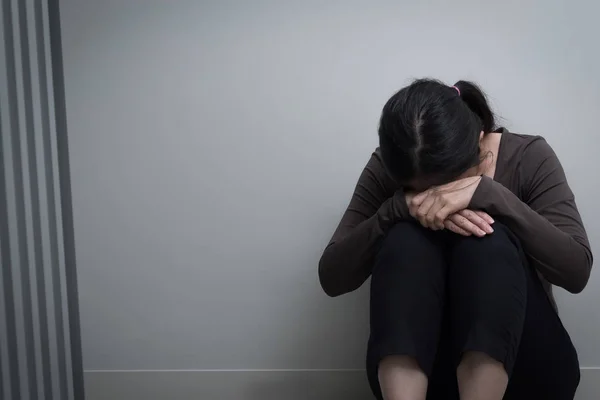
[367,222,448,399]
[427,223,527,399]
[447,222,528,374]
[370,221,448,336]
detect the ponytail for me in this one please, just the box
[453,80,495,133]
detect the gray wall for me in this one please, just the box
[59,0,600,397]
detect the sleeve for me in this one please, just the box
[469,138,593,293]
[318,151,411,297]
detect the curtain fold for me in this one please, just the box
[1,0,84,399]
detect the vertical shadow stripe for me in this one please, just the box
[0,96,20,400]
[48,0,85,398]
[34,0,61,398]
[18,0,53,398]
[3,0,38,397]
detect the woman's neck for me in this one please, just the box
[477,132,502,179]
[460,132,502,180]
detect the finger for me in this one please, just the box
[427,196,448,229]
[425,196,445,230]
[444,220,471,236]
[448,214,486,237]
[433,204,452,229]
[474,210,495,225]
[417,195,436,229]
[459,209,494,234]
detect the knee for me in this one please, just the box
[378,222,429,256]
[449,222,526,291]
[452,222,521,260]
[382,221,428,245]
[374,222,440,277]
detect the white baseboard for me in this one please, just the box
[84,368,600,400]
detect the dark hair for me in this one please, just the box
[378,78,495,186]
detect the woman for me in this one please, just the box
[318,79,592,400]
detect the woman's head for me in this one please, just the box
[378,79,495,190]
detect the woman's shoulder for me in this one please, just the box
[503,130,558,165]
[504,130,546,149]
[502,130,562,186]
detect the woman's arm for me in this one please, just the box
[469,138,593,293]
[319,151,410,297]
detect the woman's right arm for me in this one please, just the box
[318,151,410,297]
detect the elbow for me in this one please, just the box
[318,244,368,297]
[564,258,593,294]
[318,260,344,297]
[558,243,593,294]
[567,269,591,294]
[320,281,345,298]
[318,251,349,298]
[565,274,589,294]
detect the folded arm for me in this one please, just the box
[469,138,593,293]
[318,152,410,296]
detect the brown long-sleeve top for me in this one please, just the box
[319,130,593,305]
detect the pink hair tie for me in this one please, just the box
[452,85,461,96]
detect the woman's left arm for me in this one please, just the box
[470,137,593,293]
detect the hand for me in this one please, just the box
[444,210,494,237]
[410,176,483,230]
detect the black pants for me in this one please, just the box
[367,222,580,400]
